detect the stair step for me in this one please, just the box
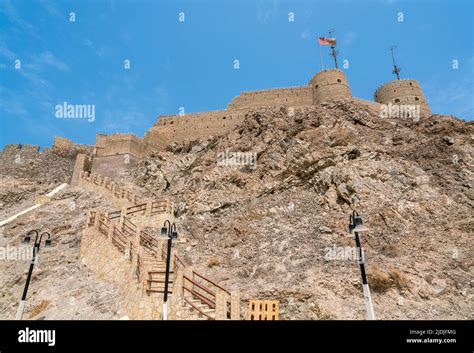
[146,289,172,293]
[148,270,174,274]
[147,267,168,271]
[147,279,174,283]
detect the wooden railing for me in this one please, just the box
[98,213,110,236]
[151,201,168,215]
[126,203,146,216]
[183,293,214,320]
[193,271,231,296]
[112,226,127,252]
[108,210,121,220]
[182,270,232,319]
[86,208,234,320]
[87,211,96,226]
[122,217,136,238]
[139,229,162,255]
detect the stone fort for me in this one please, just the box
[90,68,431,175]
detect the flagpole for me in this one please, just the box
[318,39,325,70]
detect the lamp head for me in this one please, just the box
[349,213,368,234]
[22,233,31,244]
[171,230,178,240]
[44,239,52,247]
[160,226,168,237]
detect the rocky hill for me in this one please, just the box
[0,101,472,320]
[132,101,473,319]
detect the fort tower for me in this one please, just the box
[309,69,352,104]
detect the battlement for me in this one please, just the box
[94,133,145,158]
[227,86,312,110]
[142,109,245,150]
[0,144,41,161]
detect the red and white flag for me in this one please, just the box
[318,37,336,45]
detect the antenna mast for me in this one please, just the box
[390,46,401,80]
[329,29,338,69]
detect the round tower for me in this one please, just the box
[374,79,431,115]
[309,69,352,104]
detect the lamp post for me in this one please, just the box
[16,230,52,320]
[349,211,375,320]
[160,220,178,320]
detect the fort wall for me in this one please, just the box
[227,86,312,110]
[374,79,431,115]
[89,69,432,157]
[91,154,140,179]
[143,109,246,149]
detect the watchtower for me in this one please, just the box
[309,69,352,104]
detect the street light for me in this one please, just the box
[349,211,375,320]
[16,230,53,320]
[160,220,178,320]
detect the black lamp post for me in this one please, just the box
[349,211,375,320]
[160,220,178,320]
[16,230,52,320]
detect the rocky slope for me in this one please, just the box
[132,102,473,319]
[0,183,124,320]
[0,101,472,320]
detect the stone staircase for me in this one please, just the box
[80,170,241,320]
[139,248,218,320]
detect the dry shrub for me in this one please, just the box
[335,236,353,247]
[29,300,50,318]
[368,269,392,293]
[381,244,399,258]
[368,267,410,293]
[207,257,221,268]
[389,268,410,290]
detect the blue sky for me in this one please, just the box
[0,0,472,149]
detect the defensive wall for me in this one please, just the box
[0,136,91,183]
[227,86,312,110]
[71,68,432,168]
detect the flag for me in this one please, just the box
[318,37,336,45]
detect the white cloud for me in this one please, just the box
[83,39,94,48]
[39,0,61,17]
[256,0,279,25]
[0,0,41,40]
[301,29,310,40]
[0,44,16,60]
[36,51,70,72]
[425,73,474,119]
